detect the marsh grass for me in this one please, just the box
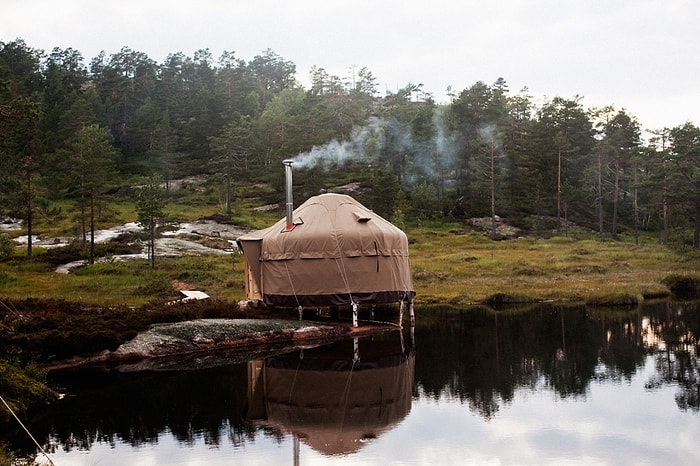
[0,254,244,306]
[407,226,699,305]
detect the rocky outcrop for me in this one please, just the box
[468,216,523,240]
[42,318,397,371]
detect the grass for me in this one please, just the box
[0,255,245,307]
[407,226,700,306]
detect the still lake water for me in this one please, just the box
[4,300,700,465]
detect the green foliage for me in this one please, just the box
[411,181,439,219]
[1,38,700,312]
[136,175,167,230]
[0,234,14,260]
[390,190,408,230]
[136,174,167,268]
[30,237,141,266]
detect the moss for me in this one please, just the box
[0,361,57,417]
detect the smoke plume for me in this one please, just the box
[290,116,386,169]
[290,111,464,185]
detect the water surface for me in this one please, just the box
[4,299,699,465]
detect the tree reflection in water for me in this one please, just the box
[642,300,700,411]
[413,300,700,418]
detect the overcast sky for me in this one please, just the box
[3,0,699,134]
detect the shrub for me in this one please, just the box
[0,361,56,413]
[32,240,84,265]
[0,233,14,260]
[135,275,177,298]
[661,274,700,297]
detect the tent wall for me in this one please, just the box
[238,239,263,301]
[261,255,413,306]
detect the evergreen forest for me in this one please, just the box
[2,39,700,252]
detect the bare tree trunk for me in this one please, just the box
[490,143,496,240]
[694,200,700,249]
[80,179,87,244]
[557,146,562,233]
[26,167,33,258]
[164,131,171,197]
[89,194,95,264]
[633,166,639,246]
[597,152,604,235]
[662,174,669,244]
[612,153,620,236]
[225,173,232,215]
[150,220,156,269]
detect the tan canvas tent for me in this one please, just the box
[236,193,414,308]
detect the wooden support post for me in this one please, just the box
[409,301,415,347]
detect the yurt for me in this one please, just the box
[236,162,415,317]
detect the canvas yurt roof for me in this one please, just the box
[237,193,414,307]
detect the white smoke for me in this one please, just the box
[433,108,461,159]
[291,116,387,169]
[289,111,464,183]
[477,123,502,148]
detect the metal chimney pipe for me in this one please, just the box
[283,159,294,226]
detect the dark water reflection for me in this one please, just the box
[2,299,699,465]
[416,300,700,418]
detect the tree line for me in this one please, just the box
[1,39,699,253]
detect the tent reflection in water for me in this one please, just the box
[246,337,415,457]
[236,162,415,325]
